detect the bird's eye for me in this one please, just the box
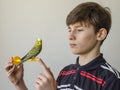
[37,42,40,45]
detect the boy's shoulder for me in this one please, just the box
[100,62,120,79]
[58,63,77,77]
[61,63,77,71]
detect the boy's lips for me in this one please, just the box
[70,44,77,48]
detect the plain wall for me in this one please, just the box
[0,0,120,90]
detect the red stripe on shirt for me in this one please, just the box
[59,69,77,76]
[80,71,106,86]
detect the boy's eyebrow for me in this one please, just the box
[75,26,83,28]
[67,25,83,29]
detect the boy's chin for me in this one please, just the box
[71,51,80,55]
[71,50,86,55]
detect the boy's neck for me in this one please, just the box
[78,50,100,66]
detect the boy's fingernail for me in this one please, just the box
[17,66,20,68]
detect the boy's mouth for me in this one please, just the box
[70,44,77,48]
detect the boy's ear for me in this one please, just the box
[97,28,107,41]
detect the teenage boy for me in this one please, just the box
[5,2,120,90]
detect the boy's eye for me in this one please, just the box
[68,29,72,32]
[77,29,84,31]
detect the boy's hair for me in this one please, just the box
[66,2,111,35]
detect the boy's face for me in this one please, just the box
[68,22,99,55]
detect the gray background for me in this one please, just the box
[0,0,120,90]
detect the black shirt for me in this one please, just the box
[57,54,120,90]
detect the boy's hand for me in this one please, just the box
[34,58,56,90]
[5,58,28,90]
[5,58,24,85]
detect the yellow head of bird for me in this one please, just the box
[36,38,42,46]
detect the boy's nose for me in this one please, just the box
[69,32,76,40]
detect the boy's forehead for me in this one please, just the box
[68,22,90,28]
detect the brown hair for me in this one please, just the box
[66,2,111,34]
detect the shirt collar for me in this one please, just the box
[76,53,106,70]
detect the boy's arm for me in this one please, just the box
[14,79,28,90]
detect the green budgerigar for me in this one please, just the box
[12,38,42,66]
[21,37,42,62]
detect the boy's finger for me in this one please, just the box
[5,59,13,71]
[38,58,54,79]
[38,58,48,71]
[38,58,53,77]
[7,65,16,76]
